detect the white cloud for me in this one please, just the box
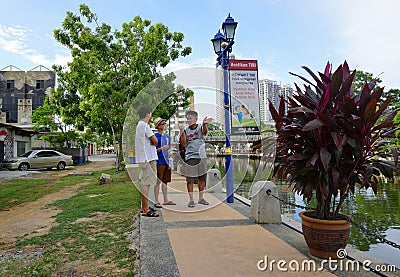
[337,0,400,89]
[0,24,71,68]
[0,25,29,54]
[160,57,216,75]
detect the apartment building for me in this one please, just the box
[168,92,195,144]
[0,65,55,125]
[259,79,293,125]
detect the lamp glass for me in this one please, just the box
[211,30,225,55]
[212,39,222,55]
[222,14,237,41]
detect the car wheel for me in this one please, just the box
[57,161,66,170]
[18,163,30,171]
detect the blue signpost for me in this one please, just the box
[211,14,238,203]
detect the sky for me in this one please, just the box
[1,0,399,95]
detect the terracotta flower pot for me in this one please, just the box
[299,211,351,259]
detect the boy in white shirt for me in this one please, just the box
[135,107,159,217]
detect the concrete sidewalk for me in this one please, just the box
[139,173,394,277]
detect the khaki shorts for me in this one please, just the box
[139,160,157,186]
[157,164,171,184]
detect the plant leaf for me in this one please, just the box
[287,154,308,161]
[302,119,324,131]
[319,84,331,112]
[324,61,331,77]
[307,152,319,166]
[364,98,377,124]
[331,166,340,190]
[391,146,399,166]
[289,72,317,90]
[330,64,343,100]
[320,148,331,171]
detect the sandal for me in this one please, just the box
[163,200,176,205]
[188,200,195,208]
[154,203,162,208]
[198,199,209,205]
[140,207,156,213]
[142,209,159,217]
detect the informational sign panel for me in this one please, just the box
[229,59,261,135]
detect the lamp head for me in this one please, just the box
[211,29,226,55]
[222,13,238,42]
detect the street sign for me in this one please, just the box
[229,59,261,135]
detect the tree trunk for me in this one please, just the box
[117,134,123,171]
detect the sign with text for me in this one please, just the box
[229,60,261,135]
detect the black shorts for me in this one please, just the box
[185,158,207,183]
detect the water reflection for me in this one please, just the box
[212,156,400,268]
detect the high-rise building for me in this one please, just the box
[259,79,279,124]
[258,79,293,125]
[215,64,224,126]
[168,92,195,144]
[0,65,55,125]
[278,83,293,109]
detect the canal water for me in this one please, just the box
[210,156,400,268]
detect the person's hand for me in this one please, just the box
[163,145,169,150]
[178,124,185,132]
[203,116,213,124]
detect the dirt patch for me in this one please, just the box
[73,211,111,224]
[0,156,141,275]
[0,157,114,246]
[0,182,89,246]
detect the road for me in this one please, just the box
[0,154,116,180]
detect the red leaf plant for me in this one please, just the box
[269,61,399,219]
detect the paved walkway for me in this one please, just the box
[139,172,397,277]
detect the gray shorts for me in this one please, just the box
[139,160,157,186]
[185,158,207,183]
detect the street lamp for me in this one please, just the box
[211,13,238,203]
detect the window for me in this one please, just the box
[36,80,45,89]
[6,80,14,89]
[17,141,26,157]
[48,151,60,157]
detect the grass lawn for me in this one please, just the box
[0,168,141,276]
[0,175,90,211]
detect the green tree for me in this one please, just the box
[353,70,400,152]
[352,70,383,92]
[51,4,191,169]
[385,88,400,109]
[353,70,400,108]
[31,97,78,149]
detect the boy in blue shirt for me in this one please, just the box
[154,117,176,207]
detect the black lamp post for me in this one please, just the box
[211,13,238,203]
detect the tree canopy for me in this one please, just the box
[37,4,192,168]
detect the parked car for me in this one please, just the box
[1,150,73,171]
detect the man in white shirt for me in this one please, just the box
[135,107,159,217]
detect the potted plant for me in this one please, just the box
[269,61,399,258]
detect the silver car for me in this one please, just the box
[1,150,74,171]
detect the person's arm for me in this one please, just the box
[150,135,158,146]
[157,146,167,152]
[145,124,158,146]
[202,116,212,135]
[179,124,187,148]
[156,137,169,152]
